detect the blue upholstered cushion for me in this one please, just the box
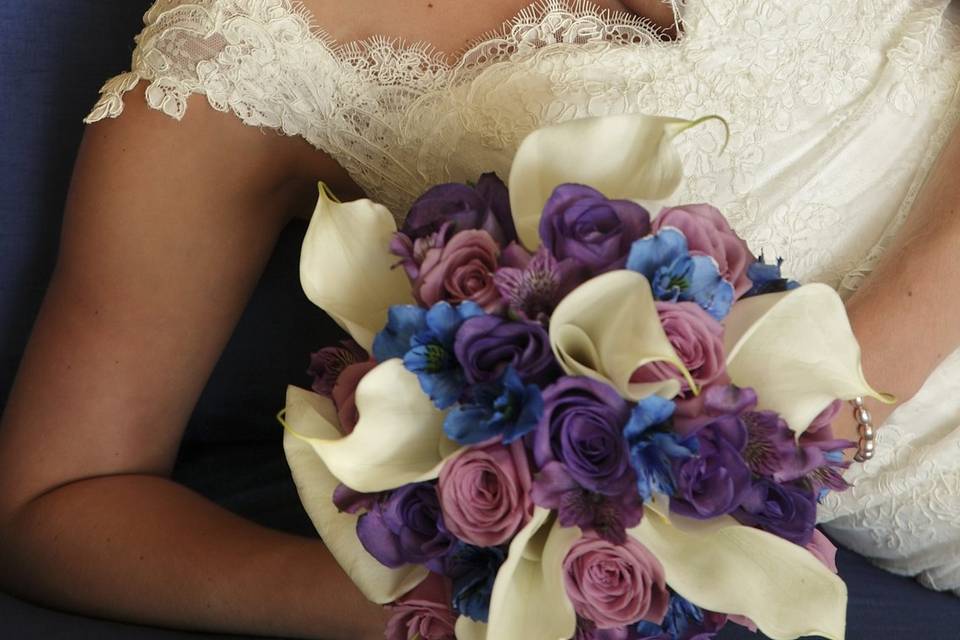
[0,2,958,639]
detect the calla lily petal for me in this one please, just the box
[282,385,429,604]
[630,507,847,640]
[724,283,894,435]
[550,270,694,400]
[300,184,414,351]
[508,114,726,249]
[455,617,488,640]
[484,508,580,640]
[292,359,462,493]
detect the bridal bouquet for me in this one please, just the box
[282,114,891,640]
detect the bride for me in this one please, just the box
[0,0,958,637]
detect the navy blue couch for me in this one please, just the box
[1,2,958,638]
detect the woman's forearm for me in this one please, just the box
[837,122,960,441]
[0,474,386,640]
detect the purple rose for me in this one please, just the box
[563,534,670,629]
[734,479,818,545]
[671,414,752,520]
[454,315,556,385]
[414,230,503,311]
[652,204,755,298]
[402,173,518,246]
[631,302,727,393]
[540,184,651,273]
[534,377,634,495]
[357,483,454,572]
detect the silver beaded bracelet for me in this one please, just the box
[851,396,875,462]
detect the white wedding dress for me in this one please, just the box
[85,0,960,595]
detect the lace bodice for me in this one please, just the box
[86,0,960,594]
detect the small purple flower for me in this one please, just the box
[494,246,581,323]
[454,314,557,385]
[356,483,455,573]
[793,401,855,491]
[636,594,727,640]
[741,410,799,478]
[401,173,518,246]
[390,222,454,280]
[534,377,635,496]
[575,618,633,640]
[307,340,368,397]
[532,462,644,544]
[671,399,753,520]
[332,484,382,515]
[623,396,699,502]
[540,184,652,274]
[734,479,818,545]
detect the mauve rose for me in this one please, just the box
[438,441,533,546]
[734,479,817,545]
[564,534,670,629]
[671,415,753,519]
[415,230,502,311]
[540,184,651,273]
[402,173,518,246]
[806,528,839,573]
[331,360,377,434]
[630,302,726,393]
[386,574,457,640]
[534,377,634,495]
[454,315,556,385]
[652,204,755,298]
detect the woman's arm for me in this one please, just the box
[837,122,960,443]
[0,85,383,639]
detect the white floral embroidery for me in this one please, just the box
[85,0,960,594]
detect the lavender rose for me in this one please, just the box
[540,184,651,273]
[331,359,377,433]
[652,204,755,298]
[734,479,818,545]
[401,173,518,246]
[356,483,454,572]
[534,377,634,495]
[438,441,533,546]
[563,534,670,629]
[631,302,727,393]
[454,315,556,385]
[386,574,457,640]
[671,413,753,519]
[414,229,502,311]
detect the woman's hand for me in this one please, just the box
[0,83,382,640]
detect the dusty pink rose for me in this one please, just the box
[631,302,726,393]
[386,574,457,640]
[806,528,839,573]
[438,441,533,546]
[414,229,502,311]
[331,360,377,434]
[653,204,755,298]
[563,533,670,629]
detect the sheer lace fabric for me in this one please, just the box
[86,0,960,594]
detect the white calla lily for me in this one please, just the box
[508,114,726,248]
[725,283,894,435]
[282,385,429,604]
[630,507,847,640]
[299,184,414,351]
[291,359,462,493]
[484,508,580,640]
[549,270,694,400]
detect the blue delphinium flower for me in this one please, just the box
[381,301,483,409]
[636,594,723,640]
[445,542,507,623]
[443,366,544,445]
[623,395,699,502]
[742,251,801,298]
[626,228,735,321]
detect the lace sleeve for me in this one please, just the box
[83,0,331,135]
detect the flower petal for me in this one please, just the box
[486,508,580,640]
[724,283,894,435]
[629,507,847,640]
[291,359,462,493]
[509,114,726,249]
[455,616,489,640]
[550,270,694,400]
[282,385,428,604]
[300,184,414,351]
